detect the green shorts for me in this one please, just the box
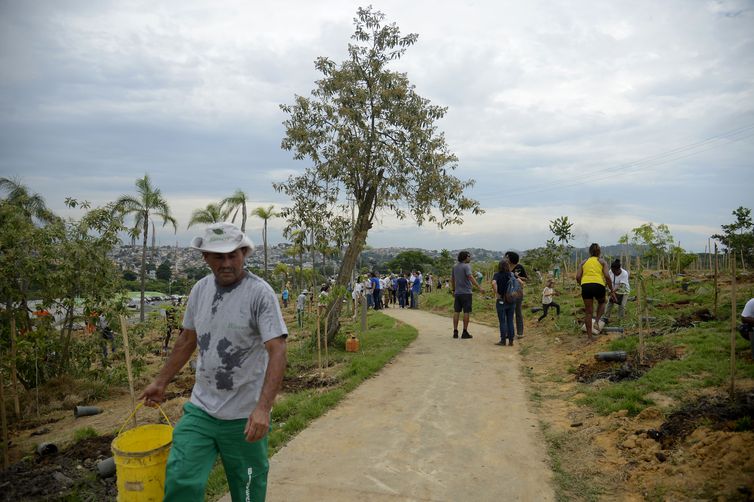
[164,402,269,502]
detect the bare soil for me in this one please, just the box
[513,295,754,500]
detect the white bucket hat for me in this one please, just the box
[190,223,254,257]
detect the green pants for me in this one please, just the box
[164,402,269,502]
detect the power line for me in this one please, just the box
[475,123,754,199]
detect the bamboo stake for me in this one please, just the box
[730,252,737,399]
[323,305,329,372]
[714,244,719,318]
[708,238,712,271]
[9,318,20,418]
[119,316,137,427]
[0,357,8,469]
[636,256,645,365]
[316,304,322,376]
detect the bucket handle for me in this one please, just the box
[117,402,173,437]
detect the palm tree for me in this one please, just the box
[114,174,177,321]
[187,202,223,228]
[220,189,249,232]
[251,205,277,279]
[0,177,56,224]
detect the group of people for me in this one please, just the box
[134,221,753,502]
[448,250,528,345]
[448,246,636,347]
[351,270,426,311]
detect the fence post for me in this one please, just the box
[119,316,137,427]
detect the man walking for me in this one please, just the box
[451,251,482,338]
[504,251,528,339]
[141,223,287,502]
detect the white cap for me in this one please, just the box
[190,223,254,257]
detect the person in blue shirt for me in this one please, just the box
[370,272,382,310]
[410,270,422,309]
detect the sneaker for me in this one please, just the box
[508,339,514,346]
[495,341,506,346]
[453,329,459,339]
[461,331,472,339]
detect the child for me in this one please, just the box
[538,279,560,321]
[282,287,290,308]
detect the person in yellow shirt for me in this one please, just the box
[575,243,615,340]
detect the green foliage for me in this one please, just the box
[156,260,172,281]
[277,6,482,335]
[433,249,455,276]
[384,250,434,274]
[186,202,223,228]
[113,174,177,322]
[73,427,98,442]
[624,222,674,268]
[712,206,754,266]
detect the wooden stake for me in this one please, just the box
[323,305,329,373]
[316,304,322,376]
[9,318,20,419]
[730,251,737,399]
[636,256,645,365]
[119,316,137,427]
[714,244,719,318]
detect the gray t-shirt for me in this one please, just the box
[183,271,287,420]
[452,262,473,295]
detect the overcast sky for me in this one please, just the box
[1,0,752,253]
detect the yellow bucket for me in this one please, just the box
[112,403,173,501]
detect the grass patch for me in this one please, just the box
[541,422,604,502]
[578,320,754,416]
[73,427,98,442]
[206,311,417,501]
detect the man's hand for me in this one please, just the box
[139,381,167,407]
[244,406,270,442]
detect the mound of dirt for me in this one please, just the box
[0,434,116,502]
[575,344,679,383]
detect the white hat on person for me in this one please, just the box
[190,223,254,257]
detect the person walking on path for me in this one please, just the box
[604,259,630,323]
[504,251,528,339]
[282,286,290,308]
[492,260,517,346]
[297,289,308,328]
[576,243,615,340]
[370,272,382,310]
[140,223,288,502]
[451,251,483,338]
[537,279,560,322]
[411,270,423,309]
[397,272,408,308]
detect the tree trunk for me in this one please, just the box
[241,201,247,233]
[0,357,8,469]
[59,304,75,374]
[10,318,20,418]
[140,214,149,322]
[325,206,372,342]
[263,220,269,279]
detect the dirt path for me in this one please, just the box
[225,308,555,502]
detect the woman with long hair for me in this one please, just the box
[575,243,615,340]
[492,259,517,346]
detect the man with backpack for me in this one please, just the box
[451,251,483,339]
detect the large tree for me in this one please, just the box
[712,206,754,267]
[251,205,277,279]
[220,189,249,232]
[278,7,481,339]
[113,175,177,321]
